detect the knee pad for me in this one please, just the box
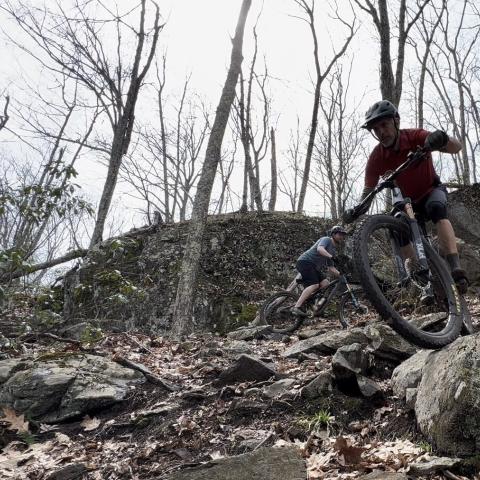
[426,201,447,223]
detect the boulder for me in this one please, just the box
[448,184,480,247]
[166,446,306,480]
[227,326,272,341]
[359,472,408,480]
[301,372,333,399]
[391,349,431,400]
[0,354,144,423]
[216,355,278,385]
[407,456,460,476]
[331,343,372,378]
[282,328,368,358]
[262,378,297,400]
[415,334,480,456]
[364,324,417,363]
[357,375,383,399]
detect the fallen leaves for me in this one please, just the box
[80,415,102,431]
[1,407,29,433]
[333,436,366,465]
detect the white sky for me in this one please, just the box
[0,0,387,224]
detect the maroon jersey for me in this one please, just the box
[365,129,439,203]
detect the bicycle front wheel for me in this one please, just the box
[352,215,462,349]
[259,291,304,333]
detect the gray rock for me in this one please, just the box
[405,388,417,409]
[359,472,407,480]
[297,327,325,339]
[167,446,306,480]
[0,354,144,423]
[217,355,277,385]
[230,399,266,415]
[415,334,480,456]
[227,326,272,341]
[262,378,297,399]
[408,456,460,475]
[301,372,333,399]
[331,343,372,380]
[364,324,417,363]
[224,340,253,355]
[391,349,431,400]
[357,375,383,398]
[283,328,368,358]
[0,358,29,384]
[45,463,88,480]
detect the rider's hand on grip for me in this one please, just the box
[425,130,449,151]
[342,208,356,224]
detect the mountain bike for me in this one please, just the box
[347,146,472,349]
[259,270,370,334]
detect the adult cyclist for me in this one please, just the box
[343,100,468,293]
[292,225,347,317]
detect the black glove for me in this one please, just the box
[342,208,356,224]
[425,130,449,151]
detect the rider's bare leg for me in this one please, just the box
[400,243,416,260]
[295,278,329,308]
[436,219,458,255]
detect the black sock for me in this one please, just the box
[446,253,461,272]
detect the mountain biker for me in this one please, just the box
[343,99,468,293]
[292,225,347,317]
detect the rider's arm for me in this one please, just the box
[317,245,333,258]
[327,266,340,277]
[441,137,462,154]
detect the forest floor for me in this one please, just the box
[1,294,480,480]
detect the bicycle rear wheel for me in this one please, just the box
[352,215,462,349]
[259,291,304,333]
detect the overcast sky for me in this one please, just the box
[0,0,384,223]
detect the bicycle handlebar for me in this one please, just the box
[350,146,429,220]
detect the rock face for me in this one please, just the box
[166,446,306,480]
[0,354,144,423]
[414,334,480,456]
[282,328,368,358]
[448,184,480,247]
[391,350,431,400]
[66,212,331,334]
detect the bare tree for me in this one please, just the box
[2,0,163,247]
[310,65,368,219]
[410,1,445,127]
[278,117,303,211]
[268,127,277,211]
[294,0,356,213]
[353,0,431,105]
[170,0,252,338]
[121,81,210,223]
[0,95,9,132]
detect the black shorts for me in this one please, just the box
[296,260,326,287]
[414,186,448,224]
[396,186,449,247]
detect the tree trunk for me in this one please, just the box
[169,0,252,338]
[268,127,277,211]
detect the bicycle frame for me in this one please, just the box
[352,147,434,294]
[306,273,362,317]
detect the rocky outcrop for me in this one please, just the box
[282,328,368,358]
[448,184,480,247]
[414,334,480,456]
[167,446,306,480]
[0,354,144,423]
[65,212,331,334]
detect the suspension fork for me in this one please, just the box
[403,198,429,271]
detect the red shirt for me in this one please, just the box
[365,129,439,203]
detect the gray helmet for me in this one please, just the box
[362,100,400,129]
[330,225,347,235]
